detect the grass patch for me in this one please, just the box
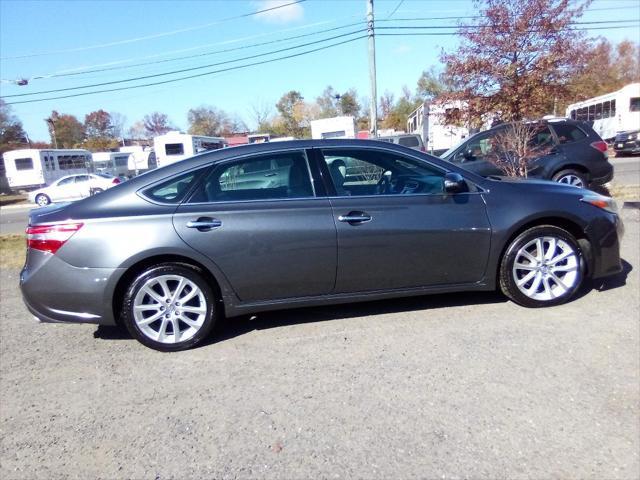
[0,194,28,207]
[0,235,26,269]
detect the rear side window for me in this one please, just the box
[551,124,587,144]
[143,168,207,204]
[188,151,314,203]
[399,136,420,147]
[14,158,34,170]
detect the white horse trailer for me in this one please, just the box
[92,151,134,178]
[3,149,92,191]
[566,83,640,141]
[119,146,157,173]
[407,101,470,154]
[154,132,227,167]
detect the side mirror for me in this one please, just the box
[444,172,468,193]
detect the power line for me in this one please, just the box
[0,0,308,60]
[3,35,367,106]
[377,24,640,36]
[2,29,367,98]
[28,20,366,81]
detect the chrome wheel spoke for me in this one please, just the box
[514,262,536,271]
[522,251,538,264]
[180,305,206,314]
[171,278,186,302]
[156,317,168,342]
[138,310,164,325]
[542,276,554,299]
[535,238,544,262]
[526,272,543,295]
[142,286,164,304]
[552,263,578,272]
[171,317,181,343]
[179,314,202,329]
[544,237,557,261]
[517,270,537,286]
[549,272,568,291]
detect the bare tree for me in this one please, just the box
[249,100,274,131]
[485,123,553,178]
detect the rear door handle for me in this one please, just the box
[338,211,372,224]
[186,217,222,231]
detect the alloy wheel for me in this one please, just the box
[133,274,207,344]
[512,236,580,301]
[556,174,584,188]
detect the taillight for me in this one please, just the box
[112,178,120,184]
[590,140,608,154]
[26,222,83,254]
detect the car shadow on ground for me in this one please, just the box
[93,259,633,347]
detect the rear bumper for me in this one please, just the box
[20,251,123,326]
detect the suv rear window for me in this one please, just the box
[550,123,587,144]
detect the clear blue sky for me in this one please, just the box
[1,0,638,141]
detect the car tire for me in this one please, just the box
[552,169,588,188]
[499,226,584,308]
[121,263,217,351]
[35,194,51,207]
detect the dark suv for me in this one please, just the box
[613,130,640,156]
[441,119,613,188]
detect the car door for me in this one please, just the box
[73,174,92,199]
[49,176,77,201]
[318,147,492,293]
[172,150,337,303]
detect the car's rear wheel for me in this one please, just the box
[552,169,587,188]
[121,263,216,351]
[35,194,51,207]
[499,226,583,307]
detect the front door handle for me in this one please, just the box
[186,217,222,231]
[338,211,372,224]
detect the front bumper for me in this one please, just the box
[20,250,124,326]
[584,211,624,279]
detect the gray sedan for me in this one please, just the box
[20,140,624,351]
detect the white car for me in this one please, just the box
[29,173,121,207]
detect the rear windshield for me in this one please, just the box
[551,123,587,144]
[14,158,34,170]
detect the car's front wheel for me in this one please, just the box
[499,226,584,307]
[121,263,217,351]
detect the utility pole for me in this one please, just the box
[367,0,378,137]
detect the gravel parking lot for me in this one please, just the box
[0,209,638,479]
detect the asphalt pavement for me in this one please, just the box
[1,208,638,479]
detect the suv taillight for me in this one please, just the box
[26,222,83,254]
[590,140,608,154]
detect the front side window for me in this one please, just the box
[165,143,185,156]
[630,97,640,112]
[143,168,207,204]
[189,151,314,203]
[455,131,497,161]
[322,148,445,196]
[14,158,34,170]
